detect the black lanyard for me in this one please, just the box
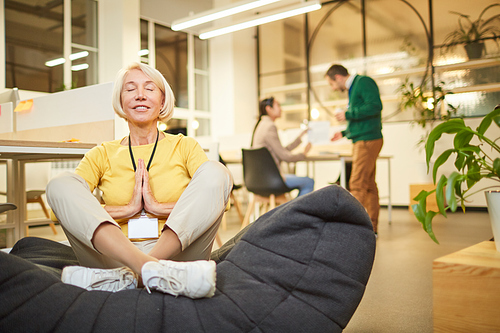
[128,129,159,172]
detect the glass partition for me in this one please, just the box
[5,0,64,92]
[257,0,500,131]
[5,0,98,92]
[155,24,188,109]
[259,16,308,129]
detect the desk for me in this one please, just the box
[303,153,393,222]
[0,140,95,246]
[221,150,392,222]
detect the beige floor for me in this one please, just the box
[9,202,496,332]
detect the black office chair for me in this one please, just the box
[0,203,17,245]
[241,147,294,229]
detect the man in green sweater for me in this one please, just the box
[325,64,383,236]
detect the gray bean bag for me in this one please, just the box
[0,185,375,332]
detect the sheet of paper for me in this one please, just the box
[14,99,33,112]
[307,121,331,144]
[128,216,158,239]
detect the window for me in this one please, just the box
[140,18,211,137]
[71,0,98,89]
[259,17,307,130]
[258,0,500,130]
[4,0,98,92]
[194,37,209,112]
[155,24,188,109]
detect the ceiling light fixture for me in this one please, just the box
[199,0,321,39]
[172,0,282,31]
[69,51,89,60]
[71,63,89,71]
[45,51,90,67]
[45,58,66,67]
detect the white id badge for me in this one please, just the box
[128,214,158,239]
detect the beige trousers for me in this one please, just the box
[46,161,232,269]
[349,138,383,233]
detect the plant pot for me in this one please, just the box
[464,42,485,60]
[484,191,500,252]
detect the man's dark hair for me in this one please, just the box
[325,64,349,79]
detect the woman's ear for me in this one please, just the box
[265,104,272,114]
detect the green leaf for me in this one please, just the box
[454,153,466,171]
[467,161,482,182]
[411,190,440,244]
[411,203,425,224]
[477,107,500,134]
[454,130,474,149]
[436,175,448,217]
[493,158,500,177]
[426,119,466,166]
[413,189,434,202]
[411,190,432,223]
[423,211,439,244]
[433,149,454,182]
[457,145,481,155]
[445,172,461,212]
[493,115,500,128]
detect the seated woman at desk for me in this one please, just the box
[46,62,232,298]
[251,97,314,197]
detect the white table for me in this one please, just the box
[303,153,393,223]
[221,150,393,223]
[0,140,95,246]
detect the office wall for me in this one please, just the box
[209,28,258,139]
[99,0,141,84]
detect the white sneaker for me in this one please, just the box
[141,260,216,299]
[61,266,138,292]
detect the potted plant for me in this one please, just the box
[412,104,500,251]
[398,77,458,145]
[442,3,500,60]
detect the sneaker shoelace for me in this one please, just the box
[144,265,187,295]
[90,269,135,292]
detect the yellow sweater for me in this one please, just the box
[75,133,208,237]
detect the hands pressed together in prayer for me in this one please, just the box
[104,158,174,219]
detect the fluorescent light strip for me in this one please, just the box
[69,51,89,60]
[138,49,150,56]
[45,58,66,67]
[45,51,90,67]
[199,1,321,39]
[71,63,89,71]
[172,0,281,31]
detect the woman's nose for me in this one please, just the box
[135,87,146,100]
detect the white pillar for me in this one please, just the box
[98,0,141,83]
[209,26,258,140]
[98,0,141,139]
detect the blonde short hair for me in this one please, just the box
[112,62,175,122]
